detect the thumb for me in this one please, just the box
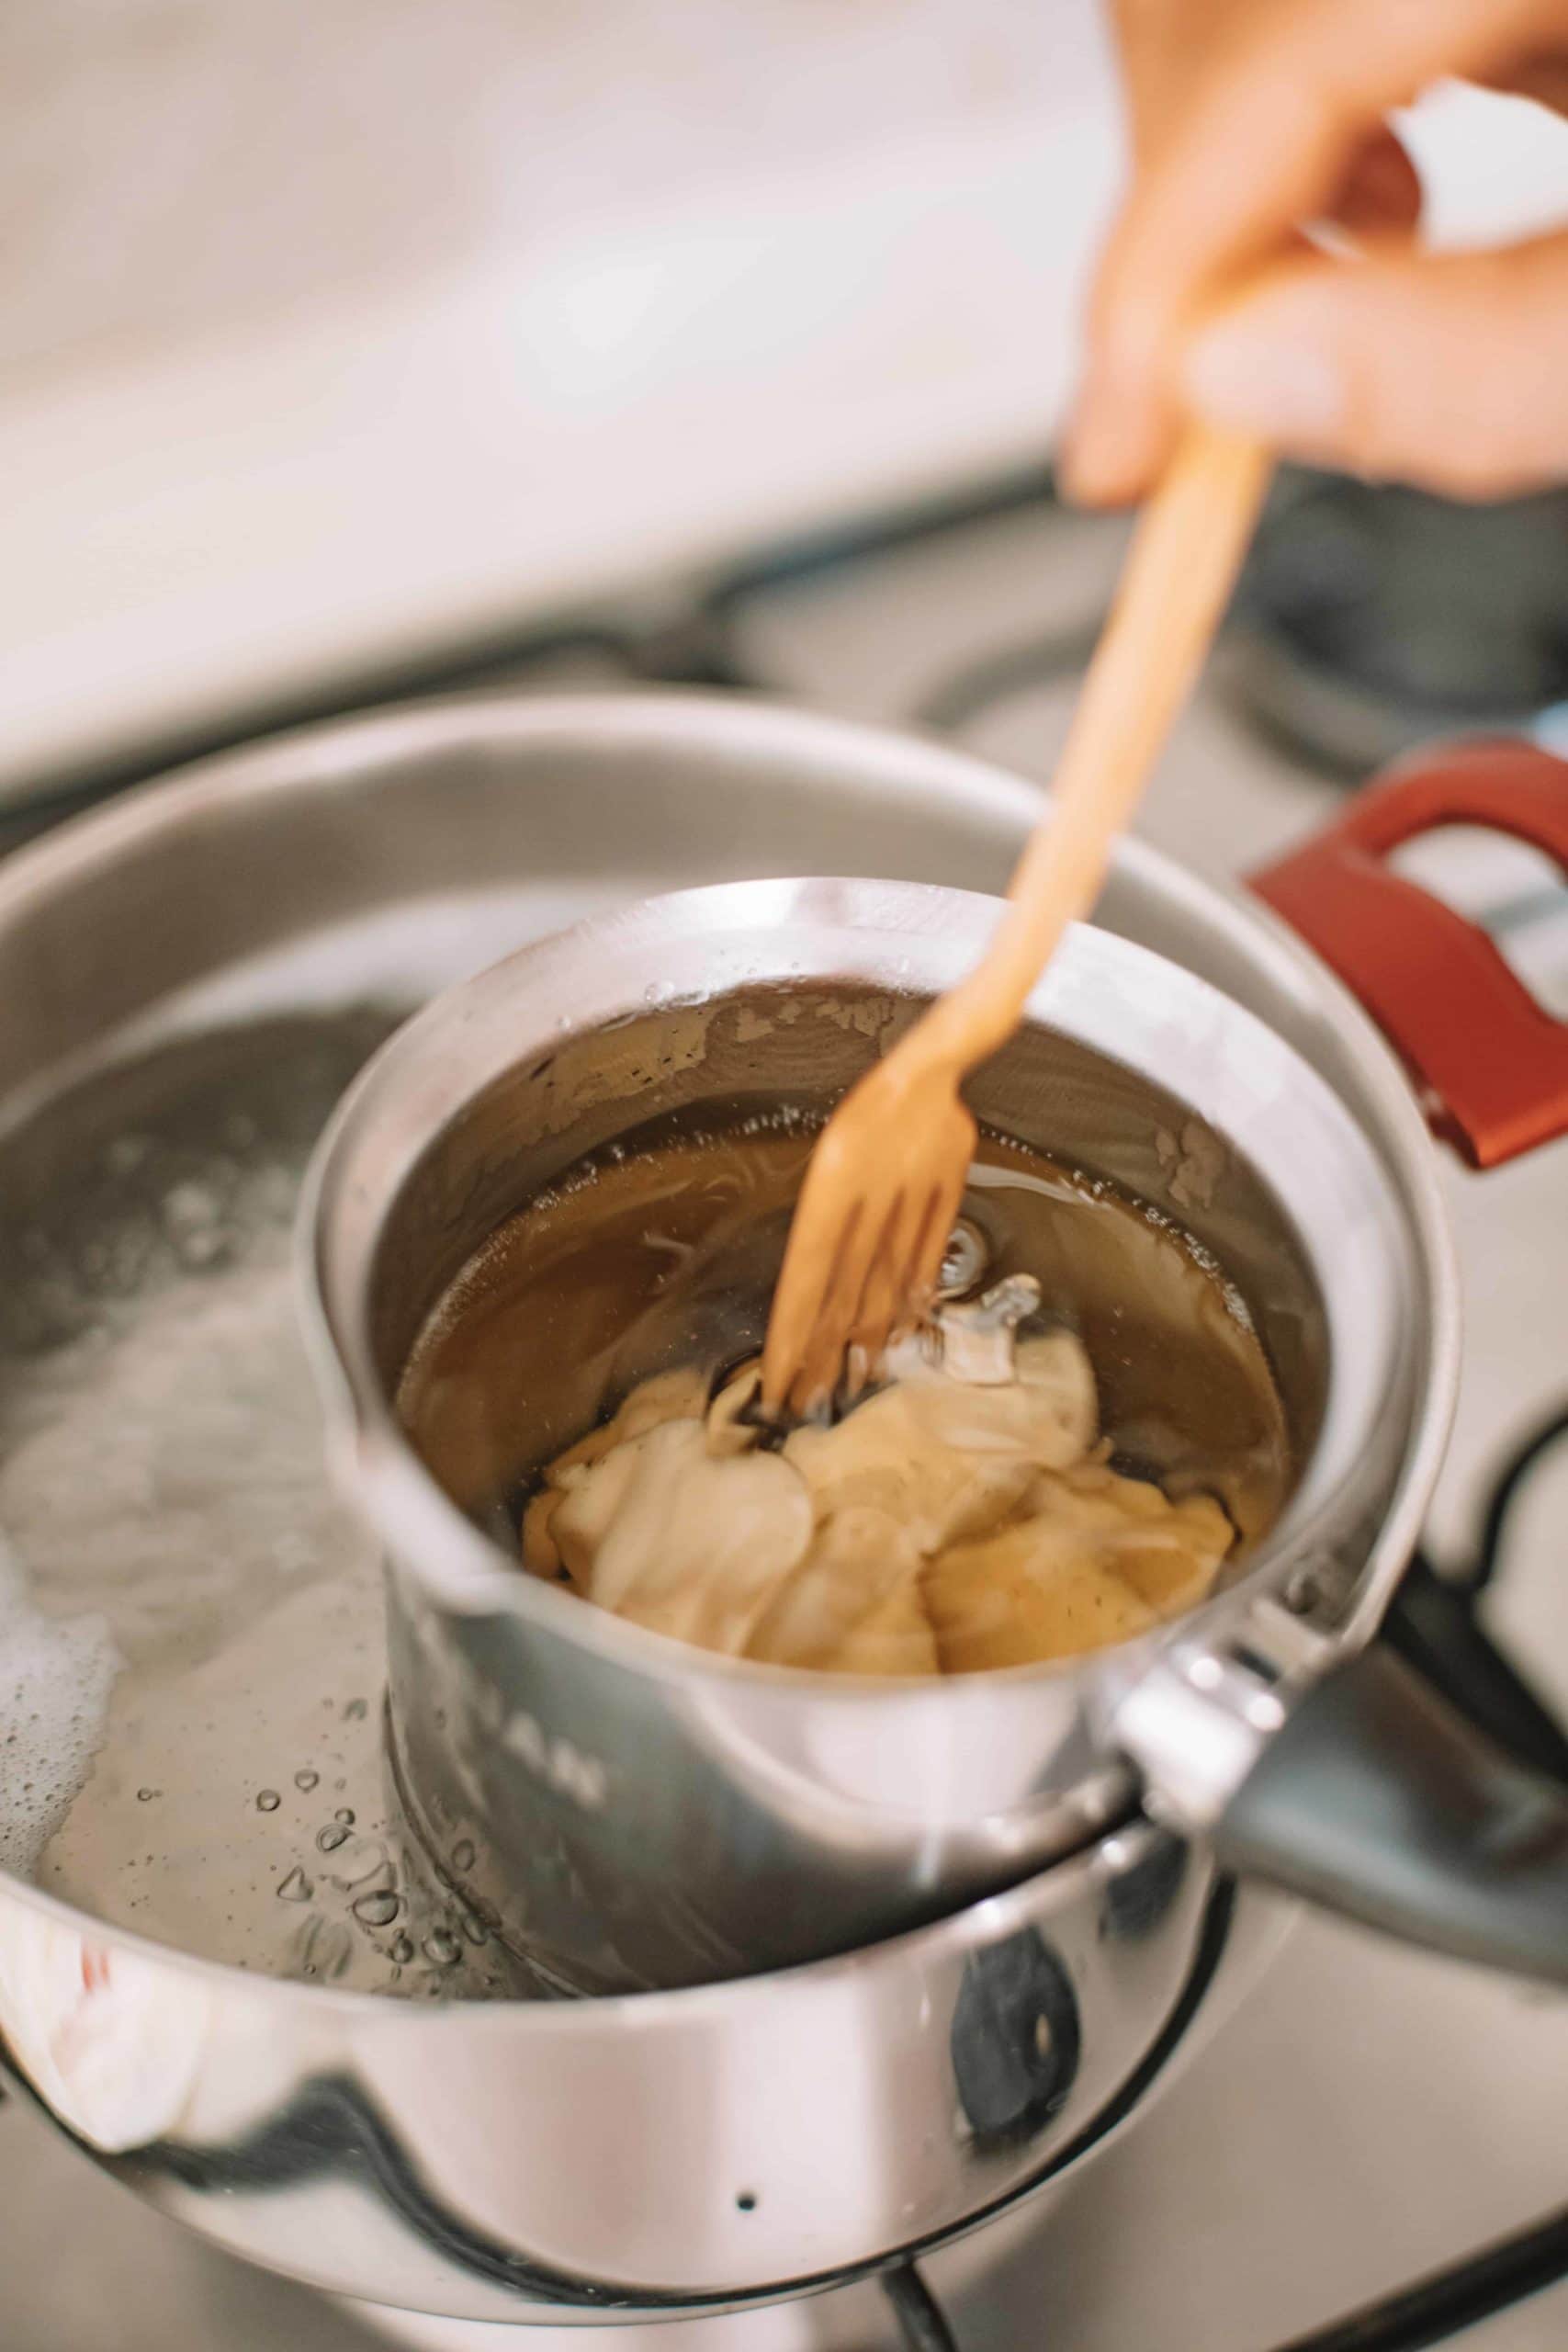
[1181,232,1568,499]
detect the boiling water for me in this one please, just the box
[401,1112,1293,1553]
[0,1014,539,1997]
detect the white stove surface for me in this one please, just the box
[3,489,1567,2350]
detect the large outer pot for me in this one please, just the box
[0,693,1561,2323]
[0,1806,1235,2319]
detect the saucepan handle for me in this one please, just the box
[1248,737,1568,1168]
[1213,1595,1568,1984]
[1221,739,1568,1979]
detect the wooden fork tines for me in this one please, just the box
[760,425,1271,1421]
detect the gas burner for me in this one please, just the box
[1226,469,1568,775]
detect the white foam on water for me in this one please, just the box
[0,1536,120,1879]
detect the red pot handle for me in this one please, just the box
[1248,740,1568,1169]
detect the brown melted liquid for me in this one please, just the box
[400,1111,1293,1556]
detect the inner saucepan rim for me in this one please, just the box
[302,876,1426,1695]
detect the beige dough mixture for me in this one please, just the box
[520,1283,1234,1675]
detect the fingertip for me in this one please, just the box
[1057,388,1166,508]
[1056,443,1133,509]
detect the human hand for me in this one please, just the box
[1064,0,1568,503]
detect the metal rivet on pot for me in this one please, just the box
[935,1218,987,1298]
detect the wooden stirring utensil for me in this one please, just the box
[761,424,1271,1420]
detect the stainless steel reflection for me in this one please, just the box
[0,1815,1241,2318]
[0,691,1454,2320]
[307,876,1447,1993]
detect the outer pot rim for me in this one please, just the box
[0,1789,1166,2030]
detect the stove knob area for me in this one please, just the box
[949,1930,1082,2150]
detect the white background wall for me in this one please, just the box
[2,7,1566,803]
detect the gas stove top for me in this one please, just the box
[2,475,1566,2352]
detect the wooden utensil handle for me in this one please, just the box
[922,427,1271,1070]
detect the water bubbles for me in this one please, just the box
[244,1162,297,1225]
[162,1180,233,1272]
[459,1909,488,1947]
[423,1928,461,1968]
[0,1009,559,2003]
[106,1135,151,1177]
[334,1806,355,1825]
[0,1542,119,1877]
[324,1836,388,1891]
[175,1226,229,1271]
[451,1838,477,1872]
[164,1181,218,1228]
[299,1915,354,1981]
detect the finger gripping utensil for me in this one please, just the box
[761,426,1273,1418]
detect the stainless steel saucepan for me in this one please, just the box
[304,739,1568,1998]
